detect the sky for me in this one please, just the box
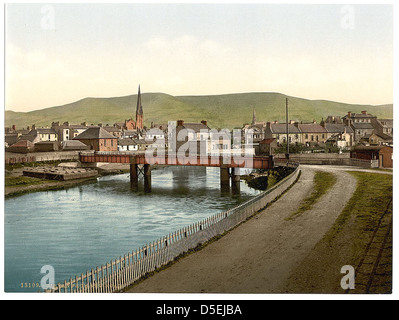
[4,3,394,112]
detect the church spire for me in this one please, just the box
[136,85,143,129]
[136,85,143,116]
[252,107,256,126]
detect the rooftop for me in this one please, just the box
[324,123,354,133]
[297,123,327,133]
[269,123,301,134]
[351,122,375,130]
[177,122,210,132]
[73,127,118,140]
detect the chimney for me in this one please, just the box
[201,120,208,126]
[32,124,36,130]
[12,125,16,131]
[290,120,295,124]
[81,122,88,126]
[348,111,352,118]
[177,120,184,126]
[63,121,69,126]
[362,111,367,115]
[98,123,103,127]
[264,122,273,139]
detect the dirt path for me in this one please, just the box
[126,166,358,293]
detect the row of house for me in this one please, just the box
[244,110,393,154]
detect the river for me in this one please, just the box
[4,166,260,292]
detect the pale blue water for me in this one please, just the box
[4,166,259,292]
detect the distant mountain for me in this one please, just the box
[4,92,393,130]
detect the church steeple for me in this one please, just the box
[136,85,143,129]
[252,107,256,126]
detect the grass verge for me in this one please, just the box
[287,170,337,220]
[324,171,393,245]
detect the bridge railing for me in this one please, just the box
[79,151,273,169]
[44,164,300,293]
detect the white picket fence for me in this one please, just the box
[45,165,301,293]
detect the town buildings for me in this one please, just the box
[4,80,393,160]
[351,145,393,168]
[175,120,211,155]
[73,127,118,152]
[252,110,392,153]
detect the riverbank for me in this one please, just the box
[4,162,171,198]
[4,162,130,198]
[4,176,99,198]
[241,167,295,191]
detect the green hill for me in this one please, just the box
[4,92,393,130]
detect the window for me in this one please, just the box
[111,140,114,147]
[305,134,308,139]
[104,139,107,147]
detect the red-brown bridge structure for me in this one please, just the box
[79,152,274,193]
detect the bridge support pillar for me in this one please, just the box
[220,165,230,193]
[231,168,240,195]
[144,164,151,193]
[130,157,138,191]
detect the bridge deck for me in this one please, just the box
[79,152,273,169]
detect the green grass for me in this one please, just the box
[4,176,50,187]
[5,92,393,130]
[324,171,393,245]
[287,170,337,220]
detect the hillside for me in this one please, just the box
[4,92,393,130]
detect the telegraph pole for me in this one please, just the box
[286,98,290,163]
